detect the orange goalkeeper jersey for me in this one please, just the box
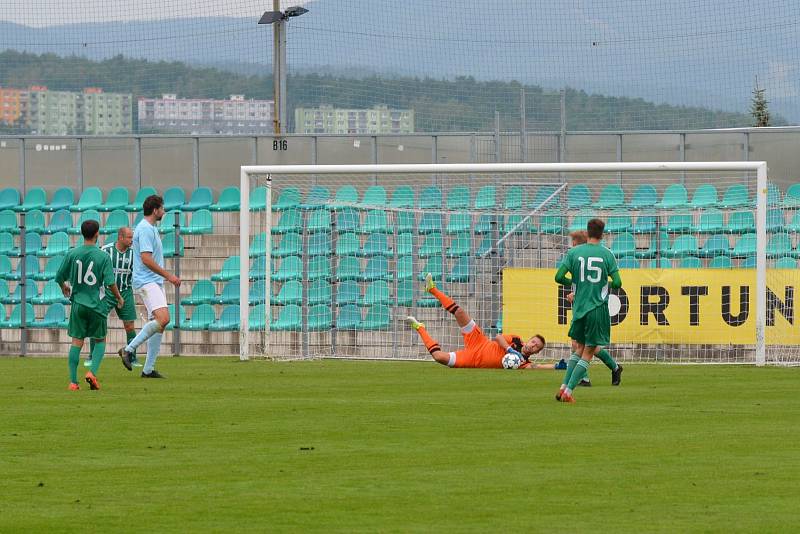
[453,328,529,368]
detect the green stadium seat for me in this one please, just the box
[17,233,42,258]
[1,303,35,328]
[273,187,300,212]
[627,184,658,209]
[361,304,390,330]
[361,233,392,257]
[396,233,413,256]
[741,256,756,268]
[99,187,130,212]
[649,258,673,269]
[656,184,688,209]
[767,208,785,233]
[569,212,593,233]
[775,256,797,268]
[1,277,38,304]
[446,186,470,210]
[767,233,795,258]
[336,208,360,233]
[25,209,46,233]
[446,213,471,234]
[181,279,216,305]
[447,256,471,282]
[101,210,130,235]
[418,213,443,234]
[308,233,332,256]
[0,188,20,211]
[272,256,302,282]
[419,233,443,258]
[727,211,755,234]
[396,211,415,233]
[162,187,185,211]
[159,210,186,234]
[731,233,756,258]
[418,186,442,209]
[336,233,360,256]
[125,187,157,212]
[248,256,269,280]
[301,186,331,210]
[689,184,718,208]
[474,186,496,209]
[336,280,361,306]
[336,305,361,330]
[768,183,782,206]
[389,186,415,209]
[211,256,240,282]
[16,188,47,212]
[618,257,640,269]
[396,279,413,306]
[183,187,213,211]
[308,280,332,306]
[530,186,559,209]
[361,280,391,306]
[474,214,498,235]
[663,235,698,258]
[363,255,390,281]
[663,213,693,233]
[361,210,391,234]
[332,185,358,209]
[182,209,213,235]
[504,186,525,210]
[699,235,731,258]
[308,305,333,331]
[336,256,362,281]
[273,208,302,235]
[693,210,724,234]
[42,209,69,236]
[210,186,240,212]
[476,236,502,257]
[789,212,800,233]
[271,305,302,331]
[567,184,592,209]
[397,255,414,280]
[594,184,625,209]
[71,187,103,212]
[165,304,187,331]
[249,186,267,212]
[679,256,702,268]
[307,209,331,233]
[133,212,144,228]
[446,233,472,257]
[610,233,636,257]
[0,210,18,234]
[248,280,269,306]
[44,187,74,212]
[31,280,69,305]
[782,183,800,208]
[709,256,733,269]
[719,184,750,209]
[38,232,70,257]
[274,280,303,306]
[307,255,332,281]
[504,215,529,235]
[0,233,15,256]
[33,256,63,281]
[249,233,268,257]
[418,256,443,280]
[538,212,564,235]
[162,233,184,257]
[361,186,387,208]
[213,279,241,305]
[32,303,67,328]
[272,233,302,258]
[69,210,101,235]
[182,304,216,331]
[0,256,11,278]
[248,304,268,331]
[605,212,633,233]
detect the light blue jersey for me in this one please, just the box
[132,219,164,289]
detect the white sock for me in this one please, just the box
[126,320,160,352]
[143,333,162,374]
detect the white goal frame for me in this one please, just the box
[239,161,769,364]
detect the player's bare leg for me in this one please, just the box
[406,316,451,366]
[424,272,471,327]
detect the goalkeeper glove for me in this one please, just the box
[506,346,523,359]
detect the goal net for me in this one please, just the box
[239,162,800,366]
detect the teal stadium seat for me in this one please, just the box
[741,256,756,268]
[248,280,269,306]
[447,256,471,282]
[627,184,658,209]
[446,186,470,210]
[694,210,724,234]
[32,303,67,328]
[418,213,443,234]
[782,183,800,208]
[31,280,69,305]
[33,256,62,282]
[609,233,636,257]
[248,304,268,331]
[605,212,633,233]
[25,210,46,233]
[361,210,391,234]
[618,257,640,269]
[71,187,103,212]
[38,232,70,257]
[656,184,688,209]
[308,280,332,306]
[183,187,213,211]
[336,256,362,281]
[594,184,625,209]
[308,233,332,256]
[446,233,472,257]
[301,185,330,210]
[183,304,216,331]
[775,256,797,268]
[663,235,697,258]
[273,187,300,211]
[249,233,268,257]
[504,186,525,210]
[125,187,157,212]
[679,256,702,268]
[397,256,414,280]
[0,233,15,256]
[474,214,498,235]
[474,186,496,210]
[102,210,130,235]
[727,211,754,234]
[396,233,413,256]
[418,186,442,209]
[99,187,130,212]
[211,256,240,282]
[209,305,240,331]
[0,256,12,277]
[663,213,693,233]
[363,256,390,281]
[361,186,387,208]
[16,188,47,212]
[307,210,331,233]
[272,256,302,282]
[766,208,785,233]
[336,280,361,306]
[161,233,184,257]
[274,280,303,306]
[446,213,471,234]
[538,212,564,235]
[731,234,756,258]
[389,186,415,209]
[361,280,391,306]
[1,277,38,304]
[336,305,361,330]
[181,279,216,305]
[307,256,332,281]
[336,233,360,257]
[396,279,414,306]
[767,183,782,206]
[43,209,71,235]
[530,186,559,209]
[272,232,302,258]
[567,184,592,209]
[361,233,392,257]
[361,304,390,330]
[689,184,718,208]
[308,305,333,331]
[766,233,795,258]
[214,279,241,305]
[719,184,750,209]
[271,304,302,331]
[273,208,303,234]
[336,208,360,233]
[333,185,358,208]
[569,212,593,233]
[0,210,18,234]
[162,187,185,211]
[1,303,35,328]
[44,187,74,212]
[418,233,443,258]
[649,258,674,269]
[249,186,267,212]
[418,256,443,281]
[699,235,730,258]
[396,211,415,233]
[69,210,101,235]
[183,209,213,235]
[710,256,732,269]
[0,188,20,211]
[210,186,240,211]
[789,212,800,233]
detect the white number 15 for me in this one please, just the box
[578,257,603,283]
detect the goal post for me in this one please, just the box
[238,161,796,366]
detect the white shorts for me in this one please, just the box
[135,282,168,320]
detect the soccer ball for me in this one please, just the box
[502,352,522,369]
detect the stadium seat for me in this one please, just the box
[594,184,625,209]
[719,184,750,209]
[301,185,330,210]
[0,281,9,303]
[775,256,797,268]
[165,304,188,331]
[538,212,564,234]
[336,233,360,256]
[417,286,442,307]
[693,210,724,234]
[44,187,74,212]
[618,257,640,269]
[567,184,592,209]
[25,209,46,233]
[308,280,332,306]
[782,183,800,208]
[741,256,756,268]
[307,255,332,281]
[418,256,443,280]
[476,235,502,257]
[663,235,698,258]
[474,185,496,209]
[396,233,413,256]
[363,255,390,281]
[767,208,785,233]
[159,210,186,233]
[361,210,391,234]
[0,188,20,211]
[627,184,658,209]
[101,210,130,235]
[789,212,800,233]
[32,303,68,329]
[502,214,527,235]
[389,186,415,209]
[249,233,268,257]
[530,186,559,209]
[767,233,795,258]
[474,214,498,235]
[211,256,240,282]
[272,232,302,258]
[663,213,693,233]
[0,210,18,234]
[273,187,301,211]
[183,187,213,211]
[768,183,782,206]
[38,232,70,257]
[214,279,241,305]
[249,256,270,280]
[0,233,15,256]
[274,280,302,306]
[271,304,303,331]
[418,186,442,209]
[446,213,471,234]
[396,279,414,306]
[362,280,391,306]
[0,256,11,277]
[569,212,593,233]
[336,304,361,330]
[249,186,267,212]
[273,208,302,235]
[679,256,702,268]
[649,258,673,269]
[396,211,415,233]
[162,233,184,257]
[272,256,303,282]
[307,209,331,233]
[69,210,101,235]
[16,233,42,258]
[208,305,240,331]
[656,184,688,209]
[336,256,362,281]
[689,184,718,208]
[361,233,392,257]
[727,211,755,234]
[181,279,216,305]
[731,233,756,258]
[248,280,269,306]
[16,188,47,212]
[446,233,472,257]
[336,280,361,306]
[1,277,38,304]
[360,304,390,330]
[31,280,69,305]
[308,233,332,256]
[308,305,333,331]
[182,304,216,331]
[397,255,414,280]
[609,233,636,257]
[125,187,157,212]
[1,303,35,328]
[333,185,358,208]
[361,185,387,208]
[709,255,732,269]
[447,256,471,282]
[71,187,103,212]
[162,187,186,211]
[417,213,443,234]
[133,212,144,228]
[182,209,213,235]
[504,186,525,210]
[699,235,731,258]
[99,187,130,212]
[446,186,470,210]
[42,209,71,235]
[605,212,633,233]
[248,304,268,331]
[210,186,240,212]
[418,233,443,258]
[335,207,360,233]
[33,256,63,281]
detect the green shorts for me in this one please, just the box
[111,288,137,322]
[568,304,611,348]
[67,302,109,341]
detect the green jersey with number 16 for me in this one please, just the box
[55,244,116,312]
[559,243,619,320]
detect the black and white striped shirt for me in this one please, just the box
[100,242,133,292]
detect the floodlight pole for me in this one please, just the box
[272,0,286,134]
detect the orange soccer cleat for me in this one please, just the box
[560,391,576,404]
[68,383,80,391]
[84,372,100,391]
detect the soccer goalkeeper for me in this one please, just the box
[407,273,545,368]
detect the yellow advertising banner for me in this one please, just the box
[503,269,800,345]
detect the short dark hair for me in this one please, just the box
[533,334,545,347]
[587,218,605,239]
[142,195,163,216]
[80,219,100,239]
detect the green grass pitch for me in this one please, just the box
[0,358,798,533]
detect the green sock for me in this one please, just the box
[596,349,618,371]
[126,330,137,357]
[567,359,591,390]
[90,341,106,375]
[68,346,81,384]
[562,353,581,386]
[89,339,96,359]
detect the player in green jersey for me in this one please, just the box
[56,219,124,391]
[554,218,623,403]
[85,227,141,368]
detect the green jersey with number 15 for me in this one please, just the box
[55,244,116,312]
[560,243,619,320]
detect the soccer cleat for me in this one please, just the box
[423,272,435,293]
[141,370,165,379]
[118,348,133,371]
[579,377,592,387]
[68,382,80,391]
[405,316,425,331]
[84,372,100,391]
[130,355,143,368]
[612,364,624,386]
[560,391,576,404]
[555,385,566,401]
[83,358,92,368]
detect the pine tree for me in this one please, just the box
[751,78,770,127]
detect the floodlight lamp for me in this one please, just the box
[258,11,285,24]
[284,6,309,18]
